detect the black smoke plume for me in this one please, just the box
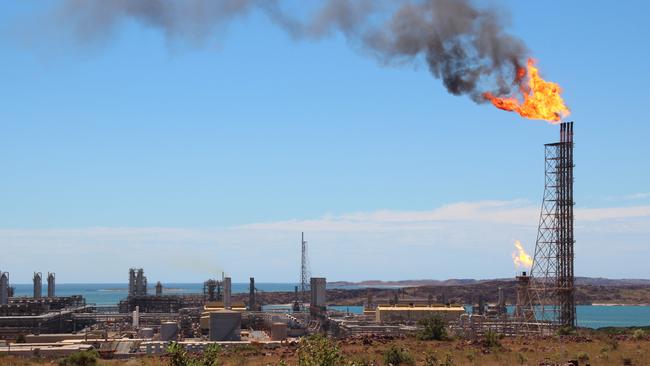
[50,0,528,101]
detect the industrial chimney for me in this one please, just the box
[248,277,257,311]
[128,268,136,297]
[47,272,56,298]
[224,277,232,309]
[0,272,9,305]
[33,272,42,299]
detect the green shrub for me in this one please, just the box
[576,351,589,362]
[632,329,646,340]
[557,325,576,336]
[15,334,26,344]
[347,354,374,365]
[167,342,189,366]
[417,316,449,341]
[382,345,414,366]
[201,343,222,366]
[483,330,501,348]
[165,342,223,366]
[57,349,100,366]
[423,352,437,366]
[297,334,343,366]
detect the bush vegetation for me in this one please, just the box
[557,325,576,336]
[382,345,415,366]
[417,316,449,341]
[57,349,100,366]
[483,330,501,349]
[576,351,590,362]
[297,334,343,366]
[166,342,222,366]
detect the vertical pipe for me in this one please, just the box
[133,305,140,328]
[249,277,256,311]
[224,277,232,309]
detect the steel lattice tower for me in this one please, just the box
[300,232,311,305]
[530,121,576,328]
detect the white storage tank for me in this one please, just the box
[160,322,178,341]
[209,310,241,341]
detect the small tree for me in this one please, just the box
[417,316,449,341]
[382,345,414,366]
[297,334,343,366]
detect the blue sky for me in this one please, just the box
[1,1,649,283]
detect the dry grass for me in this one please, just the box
[1,332,648,366]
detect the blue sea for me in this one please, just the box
[8,284,650,329]
[9,283,297,306]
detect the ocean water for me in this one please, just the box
[337,305,650,329]
[8,284,650,329]
[9,283,298,305]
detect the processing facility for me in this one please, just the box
[0,122,577,356]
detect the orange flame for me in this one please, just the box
[484,58,570,123]
[512,240,533,269]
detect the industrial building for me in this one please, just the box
[375,304,465,324]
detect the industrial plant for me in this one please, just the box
[0,123,577,358]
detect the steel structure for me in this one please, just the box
[530,121,576,328]
[47,272,56,298]
[300,232,311,305]
[203,279,221,302]
[33,272,42,299]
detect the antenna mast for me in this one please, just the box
[300,232,311,306]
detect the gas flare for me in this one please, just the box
[512,240,533,269]
[484,58,570,123]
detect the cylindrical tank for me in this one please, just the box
[270,322,288,341]
[160,322,178,341]
[138,328,154,339]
